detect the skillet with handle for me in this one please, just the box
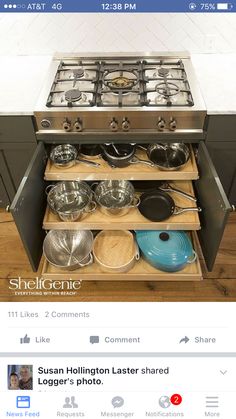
[138,190,201,222]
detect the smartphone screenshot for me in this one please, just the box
[0,1,236,418]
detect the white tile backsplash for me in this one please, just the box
[0,13,236,55]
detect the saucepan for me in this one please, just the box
[46,181,96,222]
[50,144,100,168]
[135,230,197,272]
[93,180,140,216]
[101,143,154,168]
[138,190,201,222]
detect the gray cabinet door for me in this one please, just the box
[0,151,16,204]
[206,142,236,198]
[2,143,37,189]
[195,142,231,271]
[0,176,10,207]
[10,142,47,271]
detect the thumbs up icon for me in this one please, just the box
[20,334,30,344]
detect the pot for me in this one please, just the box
[135,230,197,272]
[101,143,154,168]
[93,230,140,273]
[142,143,190,171]
[80,144,102,159]
[93,180,140,216]
[50,144,100,168]
[46,181,96,221]
[43,230,94,270]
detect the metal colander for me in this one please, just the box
[43,230,94,270]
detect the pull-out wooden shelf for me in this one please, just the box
[44,146,199,181]
[41,233,202,282]
[43,181,200,231]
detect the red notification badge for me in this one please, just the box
[170,394,182,406]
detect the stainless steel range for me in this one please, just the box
[35,53,206,141]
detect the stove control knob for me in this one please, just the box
[41,119,51,129]
[74,119,83,132]
[122,118,130,132]
[110,118,118,132]
[169,118,177,131]
[63,119,71,132]
[157,118,166,131]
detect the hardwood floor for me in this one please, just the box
[0,210,236,302]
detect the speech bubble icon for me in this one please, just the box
[90,335,99,344]
[112,396,124,408]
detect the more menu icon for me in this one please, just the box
[205,396,219,408]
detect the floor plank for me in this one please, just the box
[0,210,235,302]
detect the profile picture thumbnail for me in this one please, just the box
[8,365,33,390]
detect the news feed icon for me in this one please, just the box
[16,396,30,408]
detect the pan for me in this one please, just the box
[101,143,154,168]
[50,144,100,168]
[131,180,196,202]
[138,190,201,222]
[140,143,190,171]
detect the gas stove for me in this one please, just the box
[34,53,206,140]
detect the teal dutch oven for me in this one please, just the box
[135,230,197,272]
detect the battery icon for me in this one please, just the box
[217,3,230,9]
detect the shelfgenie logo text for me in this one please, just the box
[8,277,82,296]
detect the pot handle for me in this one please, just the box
[45,184,55,195]
[129,156,155,167]
[174,206,202,215]
[78,252,94,267]
[75,158,100,167]
[134,241,140,261]
[128,195,141,208]
[187,250,198,264]
[160,183,197,202]
[86,200,97,213]
[90,182,99,191]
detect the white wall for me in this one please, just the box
[0,13,236,55]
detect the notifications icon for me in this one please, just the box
[112,396,124,408]
[90,336,99,344]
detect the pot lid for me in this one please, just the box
[135,230,194,266]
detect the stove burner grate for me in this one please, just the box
[65,89,82,103]
[155,82,180,98]
[157,67,170,77]
[73,68,85,79]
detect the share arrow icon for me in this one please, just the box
[179,336,190,344]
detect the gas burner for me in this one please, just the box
[65,89,82,102]
[157,67,170,77]
[73,68,85,79]
[108,76,135,90]
[155,82,180,98]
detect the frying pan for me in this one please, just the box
[131,180,196,202]
[140,143,190,171]
[138,190,201,222]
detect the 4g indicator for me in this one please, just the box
[101,2,137,11]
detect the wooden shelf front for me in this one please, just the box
[42,257,202,282]
[44,146,199,181]
[43,181,201,231]
[41,233,202,282]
